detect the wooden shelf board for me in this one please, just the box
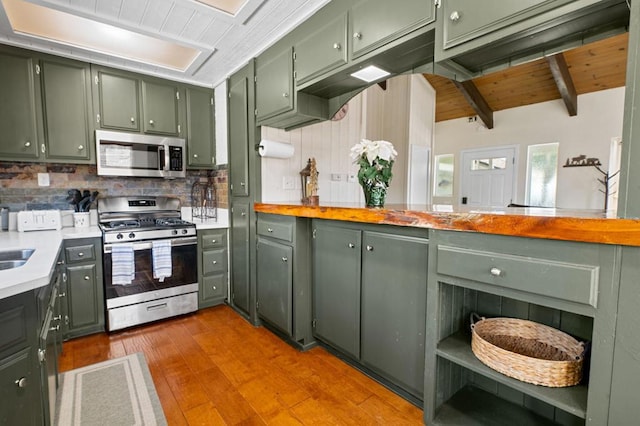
[432,385,560,426]
[436,332,588,419]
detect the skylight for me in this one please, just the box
[196,0,248,16]
[2,0,201,72]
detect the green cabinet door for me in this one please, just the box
[186,86,215,168]
[40,58,93,163]
[360,231,428,398]
[350,0,435,59]
[0,48,41,160]
[0,349,37,426]
[255,47,294,122]
[294,12,348,85]
[142,80,180,135]
[313,222,362,359]
[257,238,293,335]
[231,202,251,315]
[228,76,250,197]
[96,70,140,131]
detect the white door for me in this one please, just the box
[460,146,517,207]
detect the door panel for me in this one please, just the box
[142,81,179,135]
[257,239,293,335]
[186,87,215,168]
[98,71,140,131]
[66,264,99,330]
[229,78,249,197]
[461,146,516,207]
[231,202,250,314]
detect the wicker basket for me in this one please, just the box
[470,314,585,387]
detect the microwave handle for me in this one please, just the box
[158,146,167,171]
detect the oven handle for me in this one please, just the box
[103,236,197,253]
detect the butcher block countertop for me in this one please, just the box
[254,202,640,247]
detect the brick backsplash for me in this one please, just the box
[0,162,228,212]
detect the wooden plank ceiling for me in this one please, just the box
[425,32,629,124]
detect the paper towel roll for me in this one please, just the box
[258,139,294,159]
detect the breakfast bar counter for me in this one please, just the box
[254,202,640,246]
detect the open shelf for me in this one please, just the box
[432,385,559,426]
[436,332,588,419]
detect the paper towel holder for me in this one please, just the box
[256,139,294,159]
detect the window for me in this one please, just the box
[433,154,454,197]
[526,143,558,207]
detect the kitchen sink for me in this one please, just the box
[0,249,35,270]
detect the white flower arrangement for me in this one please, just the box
[350,139,397,189]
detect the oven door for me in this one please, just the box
[103,236,197,309]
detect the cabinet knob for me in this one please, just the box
[267,228,273,233]
[78,145,84,150]
[282,92,289,98]
[241,212,246,217]
[353,32,362,39]
[78,252,84,257]
[333,43,341,50]
[58,292,66,298]
[193,154,199,158]
[84,275,90,281]
[53,315,62,322]
[15,377,27,388]
[149,119,155,125]
[366,245,374,251]
[24,141,31,148]
[130,117,135,123]
[212,260,217,265]
[348,243,355,248]
[211,239,217,243]
[281,256,288,262]
[450,11,461,21]
[490,267,502,277]
[240,182,246,187]
[212,286,217,290]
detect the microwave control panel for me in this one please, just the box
[169,146,183,171]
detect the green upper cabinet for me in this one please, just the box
[256,47,295,122]
[142,80,180,136]
[0,47,41,160]
[40,58,93,163]
[294,12,348,85]
[228,76,250,197]
[185,86,215,169]
[435,0,630,77]
[350,0,435,59]
[94,69,140,131]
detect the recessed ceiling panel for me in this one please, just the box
[2,0,201,71]
[196,0,247,16]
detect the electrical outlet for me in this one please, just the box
[347,173,357,183]
[38,173,50,187]
[331,173,343,181]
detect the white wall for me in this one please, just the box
[214,81,228,165]
[433,87,625,209]
[260,74,433,203]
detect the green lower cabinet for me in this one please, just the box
[61,238,105,340]
[230,203,251,315]
[198,229,229,308]
[257,238,293,335]
[312,219,428,400]
[360,231,428,399]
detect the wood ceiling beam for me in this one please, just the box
[546,53,578,116]
[452,80,494,129]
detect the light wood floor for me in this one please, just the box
[59,305,424,425]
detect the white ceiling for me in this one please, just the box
[0,0,330,88]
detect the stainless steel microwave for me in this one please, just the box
[96,130,186,179]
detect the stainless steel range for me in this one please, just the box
[98,196,198,331]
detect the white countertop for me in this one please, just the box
[0,226,101,299]
[182,207,229,230]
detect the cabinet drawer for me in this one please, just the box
[202,249,227,275]
[257,219,293,242]
[201,230,227,249]
[202,274,226,300]
[65,244,96,263]
[436,245,598,307]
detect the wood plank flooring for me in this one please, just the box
[59,305,424,425]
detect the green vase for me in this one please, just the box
[362,182,387,207]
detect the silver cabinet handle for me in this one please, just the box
[366,245,374,251]
[78,145,84,150]
[450,11,460,21]
[149,119,155,125]
[212,286,217,290]
[78,252,84,257]
[353,32,362,39]
[50,324,60,332]
[84,275,90,280]
[193,154,199,158]
[333,43,341,50]
[490,267,502,277]
[130,117,135,123]
[212,260,217,265]
[211,239,217,243]
[24,141,31,147]
[15,377,27,388]
[282,93,289,98]
[348,243,355,248]
[281,257,288,262]
[38,349,46,363]
[267,228,273,233]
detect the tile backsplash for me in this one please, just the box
[0,162,228,212]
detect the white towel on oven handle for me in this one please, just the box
[152,240,172,282]
[111,243,135,285]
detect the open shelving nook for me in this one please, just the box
[424,230,619,426]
